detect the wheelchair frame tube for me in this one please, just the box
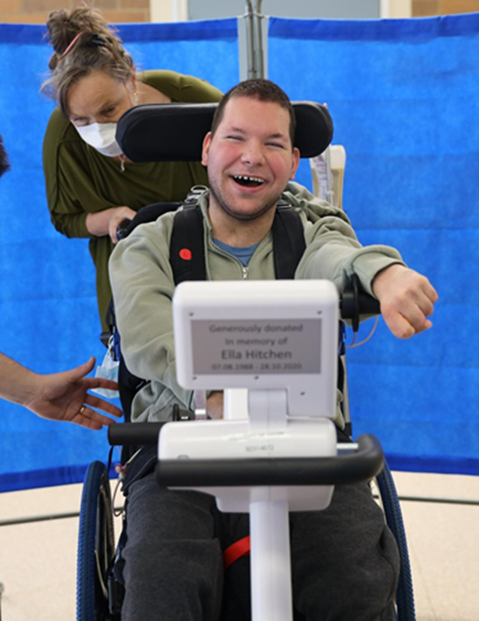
[250,499,293,621]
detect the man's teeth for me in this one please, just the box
[233,175,265,184]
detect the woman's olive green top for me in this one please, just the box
[43,70,222,331]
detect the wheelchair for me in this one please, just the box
[77,102,416,621]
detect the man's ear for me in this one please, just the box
[289,147,300,180]
[201,132,212,166]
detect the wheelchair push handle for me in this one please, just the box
[156,434,384,488]
[116,218,133,242]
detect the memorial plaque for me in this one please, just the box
[190,319,322,375]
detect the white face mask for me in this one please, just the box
[74,122,123,157]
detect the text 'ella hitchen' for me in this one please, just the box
[221,349,293,360]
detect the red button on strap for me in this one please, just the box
[179,248,192,260]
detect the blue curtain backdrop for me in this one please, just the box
[0,19,238,492]
[269,14,479,475]
[1,14,478,492]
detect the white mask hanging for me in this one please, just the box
[74,122,123,157]
[92,336,120,399]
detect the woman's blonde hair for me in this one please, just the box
[41,6,135,117]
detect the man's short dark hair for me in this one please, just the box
[210,79,296,147]
[0,135,10,179]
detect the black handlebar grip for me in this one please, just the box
[340,274,380,329]
[357,293,381,315]
[156,434,384,488]
[108,422,165,446]
[341,291,381,319]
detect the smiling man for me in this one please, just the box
[109,79,437,620]
[203,93,299,238]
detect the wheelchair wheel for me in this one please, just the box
[376,462,416,621]
[77,461,115,621]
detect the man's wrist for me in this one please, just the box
[371,263,406,298]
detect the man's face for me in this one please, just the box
[201,95,300,222]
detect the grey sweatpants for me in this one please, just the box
[120,468,399,620]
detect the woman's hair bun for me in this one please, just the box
[46,6,112,58]
[42,5,134,111]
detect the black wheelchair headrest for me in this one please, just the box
[116,101,333,162]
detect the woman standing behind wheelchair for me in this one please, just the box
[41,6,222,331]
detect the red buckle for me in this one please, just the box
[223,536,251,569]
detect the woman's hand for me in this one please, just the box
[108,206,137,243]
[86,206,137,243]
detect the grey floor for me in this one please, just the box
[0,471,478,620]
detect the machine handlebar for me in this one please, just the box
[156,434,384,487]
[108,425,384,486]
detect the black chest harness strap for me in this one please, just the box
[170,200,306,284]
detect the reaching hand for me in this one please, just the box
[371,264,438,339]
[24,357,123,429]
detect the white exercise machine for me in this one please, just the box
[152,279,383,621]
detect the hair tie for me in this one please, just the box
[61,32,82,58]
